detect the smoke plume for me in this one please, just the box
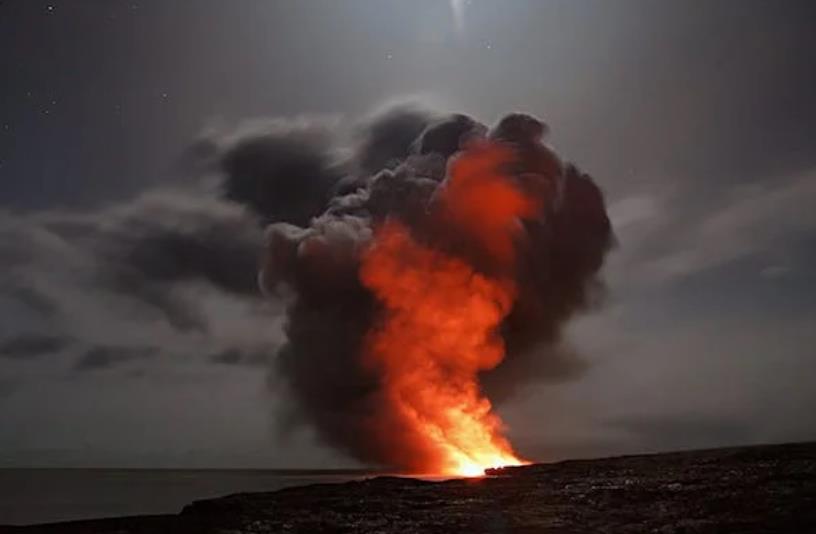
[257,107,613,472]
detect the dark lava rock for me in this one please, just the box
[4,442,816,533]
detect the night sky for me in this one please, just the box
[1,0,815,468]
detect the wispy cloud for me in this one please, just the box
[608,168,816,287]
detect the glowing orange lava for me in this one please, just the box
[359,142,535,476]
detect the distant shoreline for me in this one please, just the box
[0,467,384,475]
[4,442,814,533]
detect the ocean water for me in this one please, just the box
[0,468,375,526]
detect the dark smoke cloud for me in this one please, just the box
[0,102,611,468]
[331,104,439,197]
[260,106,613,468]
[194,120,344,227]
[415,113,486,159]
[354,104,435,175]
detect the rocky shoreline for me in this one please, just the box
[4,442,815,533]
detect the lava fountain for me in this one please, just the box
[359,142,536,476]
[261,111,613,479]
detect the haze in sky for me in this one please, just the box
[1,0,814,468]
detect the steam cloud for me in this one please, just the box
[247,105,613,468]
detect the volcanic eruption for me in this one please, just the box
[255,109,612,476]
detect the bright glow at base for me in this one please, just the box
[457,462,487,477]
[449,455,528,478]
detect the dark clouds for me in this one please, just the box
[2,286,61,318]
[609,414,752,452]
[0,189,275,375]
[74,345,157,372]
[209,346,271,367]
[0,334,71,360]
[94,193,265,327]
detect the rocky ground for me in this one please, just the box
[4,442,815,533]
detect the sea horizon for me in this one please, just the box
[0,467,389,526]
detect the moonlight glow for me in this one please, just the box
[451,0,466,37]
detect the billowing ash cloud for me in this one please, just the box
[259,106,613,468]
[192,118,344,227]
[0,102,611,469]
[354,104,435,175]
